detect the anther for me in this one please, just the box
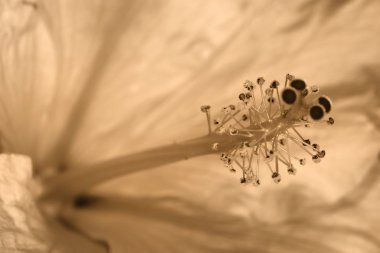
[257,77,265,85]
[287,164,297,175]
[311,85,319,94]
[312,143,320,151]
[200,105,211,112]
[272,172,281,183]
[286,74,295,81]
[327,117,335,125]
[244,80,255,91]
[245,92,253,99]
[318,150,326,158]
[279,138,287,145]
[223,106,231,114]
[201,105,212,134]
[302,88,309,97]
[239,93,246,101]
[299,158,306,165]
[312,155,321,163]
[285,74,295,87]
[265,153,274,162]
[270,80,280,89]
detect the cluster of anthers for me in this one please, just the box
[200,74,334,186]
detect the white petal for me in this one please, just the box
[0,154,47,252]
[0,153,110,252]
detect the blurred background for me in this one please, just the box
[1,0,380,252]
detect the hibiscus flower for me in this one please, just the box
[1,0,380,252]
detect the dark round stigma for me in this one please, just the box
[318,96,332,113]
[282,88,298,104]
[290,79,306,91]
[309,105,325,120]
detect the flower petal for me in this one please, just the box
[0,154,108,252]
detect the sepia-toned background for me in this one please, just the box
[0,0,380,252]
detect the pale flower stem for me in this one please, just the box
[41,134,242,202]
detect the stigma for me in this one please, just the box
[200,74,334,186]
